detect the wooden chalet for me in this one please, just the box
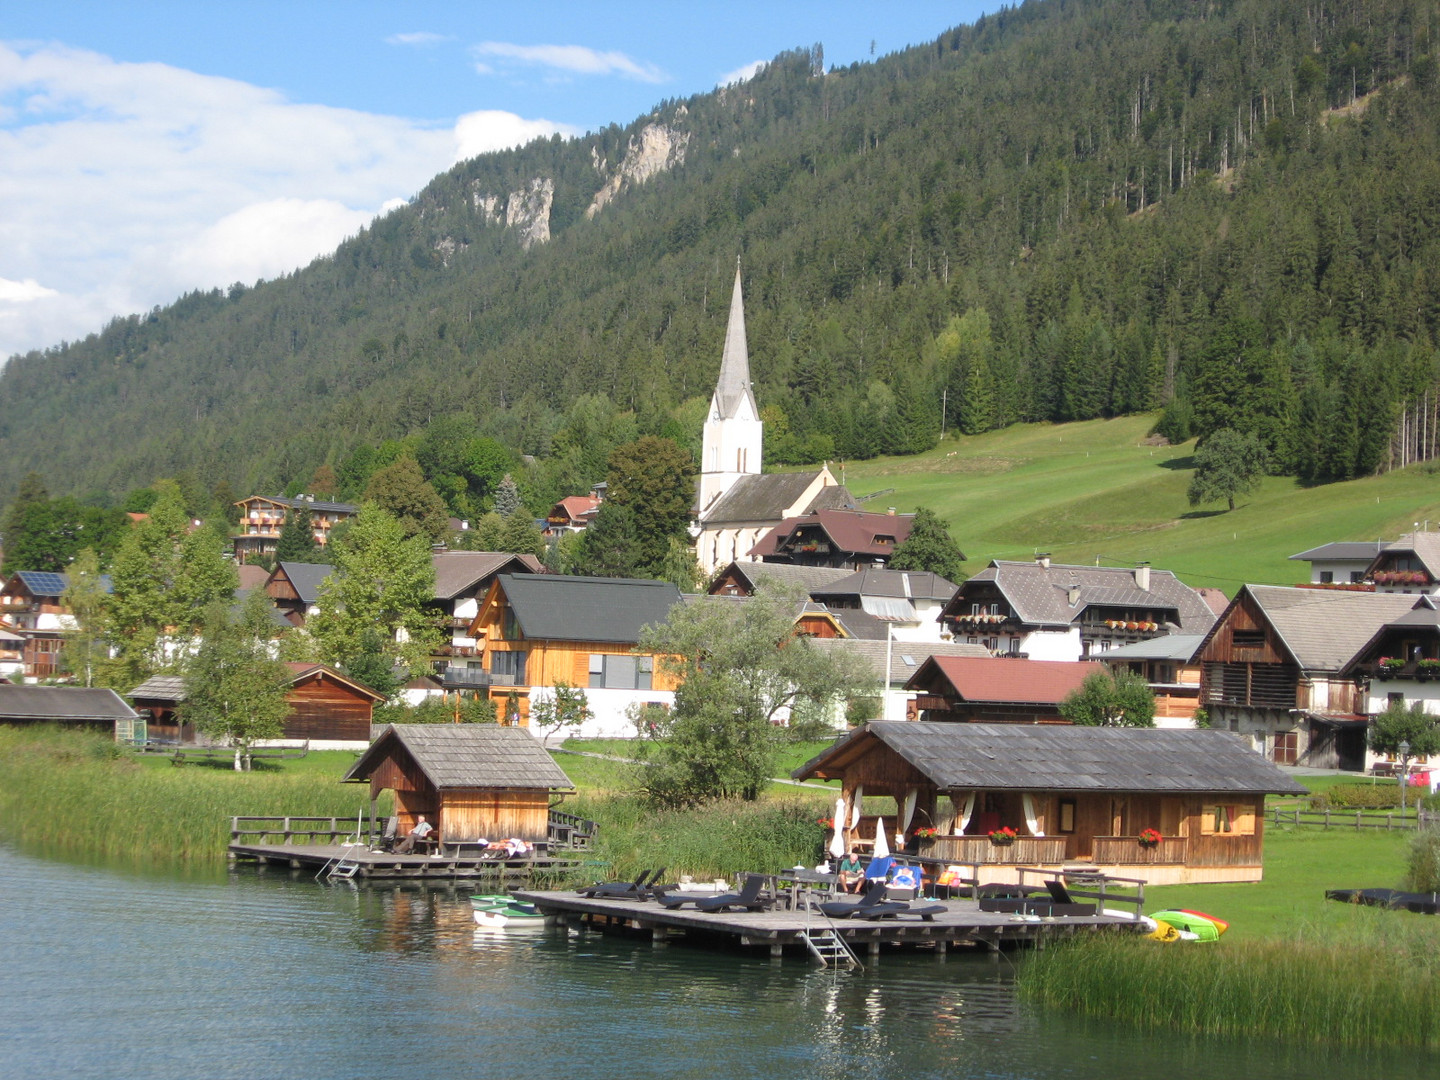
[466,574,683,735]
[543,493,602,536]
[1097,634,1208,726]
[750,508,920,570]
[264,561,333,626]
[1362,532,1440,594]
[430,551,543,674]
[127,663,384,746]
[232,495,358,565]
[343,724,575,849]
[0,569,111,679]
[708,561,852,598]
[904,655,1106,724]
[0,684,139,733]
[794,722,1306,885]
[1196,585,1415,769]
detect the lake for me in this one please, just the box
[1,846,1434,1080]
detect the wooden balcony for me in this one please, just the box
[920,834,1068,865]
[1091,835,1187,865]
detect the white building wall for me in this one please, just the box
[1014,627,1083,662]
[529,684,676,740]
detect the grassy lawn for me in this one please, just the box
[838,414,1440,596]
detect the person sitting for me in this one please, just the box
[836,849,865,894]
[394,816,434,854]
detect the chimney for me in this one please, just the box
[1067,582,1080,606]
[1135,562,1151,591]
[1036,552,1051,570]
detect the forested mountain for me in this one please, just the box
[2,0,1439,509]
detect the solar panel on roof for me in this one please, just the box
[17,571,67,596]
[901,654,916,666]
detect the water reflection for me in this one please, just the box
[1,847,1436,1080]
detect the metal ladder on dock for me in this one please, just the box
[318,845,363,883]
[802,925,861,970]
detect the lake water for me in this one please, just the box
[1,846,1434,1080]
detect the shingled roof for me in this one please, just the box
[0,684,138,723]
[497,574,683,644]
[1289,540,1388,562]
[431,551,543,600]
[709,561,854,595]
[273,562,334,604]
[810,567,958,604]
[1235,585,1417,671]
[1369,532,1440,579]
[793,721,1307,795]
[810,638,990,685]
[950,560,1215,633]
[344,724,573,790]
[129,675,188,703]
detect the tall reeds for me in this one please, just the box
[1019,914,1440,1048]
[0,727,371,864]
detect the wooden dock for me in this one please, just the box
[511,887,1148,961]
[228,840,586,882]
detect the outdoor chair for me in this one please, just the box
[816,881,890,919]
[375,816,399,852]
[694,873,770,913]
[579,867,660,899]
[860,902,949,922]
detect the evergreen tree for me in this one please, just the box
[574,503,642,578]
[493,474,524,518]
[274,502,322,563]
[887,507,967,582]
[601,436,695,577]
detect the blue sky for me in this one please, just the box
[0,2,991,360]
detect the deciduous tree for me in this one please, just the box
[363,457,450,543]
[888,507,967,583]
[1187,428,1267,512]
[1058,669,1156,727]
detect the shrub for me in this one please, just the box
[1407,827,1440,892]
[1309,783,1403,810]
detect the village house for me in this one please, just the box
[707,561,853,598]
[793,722,1307,885]
[0,683,139,733]
[343,724,576,851]
[939,556,1215,661]
[807,567,958,644]
[1338,594,1440,769]
[0,624,24,680]
[0,569,111,680]
[1288,540,1388,585]
[429,551,544,675]
[542,484,605,537]
[750,508,924,571]
[810,638,990,721]
[231,494,358,565]
[127,662,385,748]
[466,573,683,738]
[1362,532,1440,595]
[1195,585,1416,770]
[902,655,1106,724]
[1096,634,1208,727]
[692,265,856,574]
[264,561,333,626]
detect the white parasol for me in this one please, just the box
[872,816,890,859]
[829,797,847,859]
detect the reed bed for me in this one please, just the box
[565,792,832,881]
[1019,912,1440,1048]
[0,728,370,865]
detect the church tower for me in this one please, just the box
[697,261,764,516]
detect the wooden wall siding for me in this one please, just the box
[283,677,375,740]
[1091,836,1188,864]
[484,640,681,692]
[439,789,549,843]
[1297,678,1362,714]
[1199,592,1288,665]
[267,578,301,602]
[841,744,933,795]
[1202,661,1300,709]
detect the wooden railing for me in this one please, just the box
[1091,835,1187,865]
[921,835,1069,865]
[548,810,598,851]
[1269,806,1434,831]
[1013,866,1147,919]
[231,816,366,845]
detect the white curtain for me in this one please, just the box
[848,785,864,828]
[900,788,917,831]
[1022,793,1045,837]
[954,792,977,833]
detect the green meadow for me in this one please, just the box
[841,415,1440,595]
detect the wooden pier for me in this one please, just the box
[511,886,1148,962]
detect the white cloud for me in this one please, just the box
[386,32,450,47]
[717,60,767,88]
[471,41,666,83]
[0,41,572,360]
[454,109,579,161]
[0,277,57,303]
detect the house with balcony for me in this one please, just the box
[1288,540,1387,585]
[793,722,1306,885]
[465,574,684,737]
[231,495,358,565]
[430,551,544,670]
[1338,595,1440,770]
[808,567,958,644]
[0,570,112,680]
[938,556,1215,661]
[542,486,604,537]
[810,638,990,721]
[1195,585,1416,770]
[1361,532,1440,595]
[903,655,1106,724]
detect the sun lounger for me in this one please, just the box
[860,902,949,922]
[579,867,662,899]
[695,873,770,912]
[816,881,890,919]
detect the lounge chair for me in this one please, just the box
[695,873,771,913]
[816,881,890,919]
[578,867,662,899]
[860,902,949,922]
[864,855,895,885]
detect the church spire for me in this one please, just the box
[713,258,758,420]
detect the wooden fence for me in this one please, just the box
[1269,806,1437,831]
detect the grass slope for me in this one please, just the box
[842,415,1440,594]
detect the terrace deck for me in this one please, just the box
[511,888,1148,960]
[227,841,583,883]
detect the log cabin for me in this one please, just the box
[903,655,1106,724]
[342,724,575,850]
[793,721,1306,885]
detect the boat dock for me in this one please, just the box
[511,887,1148,962]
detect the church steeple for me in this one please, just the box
[698,259,764,517]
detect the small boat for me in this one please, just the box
[470,893,547,930]
[1148,909,1226,942]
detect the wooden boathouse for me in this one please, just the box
[793,722,1307,885]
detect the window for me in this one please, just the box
[1319,571,1334,584]
[489,649,528,685]
[588,654,653,690]
[1350,571,1364,583]
[502,607,520,641]
[1201,803,1256,836]
[1232,630,1265,649]
[1008,638,1020,654]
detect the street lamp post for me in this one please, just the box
[1399,738,1411,817]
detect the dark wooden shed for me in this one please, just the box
[343,724,575,848]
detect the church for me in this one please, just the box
[693,264,855,575]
